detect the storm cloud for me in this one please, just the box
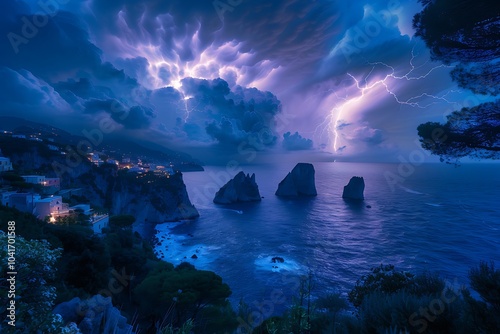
[0,0,479,161]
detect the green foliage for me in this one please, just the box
[196,304,239,334]
[49,225,111,295]
[109,214,136,228]
[413,0,499,64]
[157,319,194,334]
[469,261,500,308]
[417,102,500,162]
[359,290,463,334]
[0,171,42,192]
[413,0,500,161]
[463,261,500,332]
[315,292,350,333]
[0,232,67,333]
[348,264,415,308]
[134,262,232,328]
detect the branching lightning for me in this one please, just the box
[322,48,462,152]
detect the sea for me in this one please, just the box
[144,162,499,320]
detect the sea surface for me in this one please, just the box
[150,162,500,317]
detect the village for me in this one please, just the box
[0,129,178,234]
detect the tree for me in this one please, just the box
[348,264,415,308]
[413,0,500,64]
[414,0,500,161]
[417,101,500,162]
[315,293,349,332]
[0,231,75,333]
[134,262,232,329]
[109,214,136,229]
[462,261,500,332]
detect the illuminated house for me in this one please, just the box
[33,196,68,220]
[21,175,60,194]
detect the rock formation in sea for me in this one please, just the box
[213,171,262,204]
[342,176,365,200]
[275,163,317,197]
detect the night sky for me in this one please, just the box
[0,0,486,163]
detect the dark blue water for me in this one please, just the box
[154,162,500,318]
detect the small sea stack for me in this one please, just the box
[342,176,365,200]
[213,171,261,204]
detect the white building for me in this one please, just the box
[0,157,13,172]
[21,175,60,193]
[33,196,67,220]
[91,214,109,234]
[0,190,18,206]
[22,175,46,184]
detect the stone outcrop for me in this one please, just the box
[77,165,199,222]
[213,171,261,204]
[275,163,317,197]
[54,295,133,334]
[342,176,365,200]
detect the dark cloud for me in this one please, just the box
[1,9,102,80]
[0,67,70,115]
[0,0,477,161]
[282,131,314,151]
[336,120,352,130]
[170,78,281,149]
[83,99,156,129]
[54,78,115,103]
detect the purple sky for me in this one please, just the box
[0,0,488,163]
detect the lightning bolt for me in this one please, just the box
[322,47,462,152]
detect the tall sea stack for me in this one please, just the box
[275,163,317,197]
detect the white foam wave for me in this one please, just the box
[154,223,218,269]
[425,203,442,207]
[399,185,424,195]
[254,255,304,273]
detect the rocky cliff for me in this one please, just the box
[54,295,133,334]
[342,176,365,200]
[213,171,261,204]
[275,163,317,197]
[77,165,199,222]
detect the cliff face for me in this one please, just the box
[275,163,317,197]
[342,176,365,200]
[77,166,199,222]
[213,171,261,204]
[1,139,92,186]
